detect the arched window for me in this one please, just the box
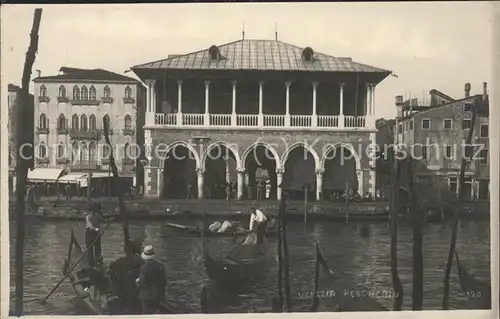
[81,86,89,100]
[81,143,88,161]
[89,142,97,162]
[125,86,132,99]
[39,113,47,129]
[40,85,47,97]
[57,114,66,129]
[123,142,130,159]
[89,114,96,130]
[124,115,132,130]
[102,114,110,130]
[58,85,66,98]
[302,47,315,62]
[71,142,79,162]
[57,143,65,159]
[89,86,97,100]
[39,143,47,158]
[73,86,80,100]
[104,86,111,98]
[80,114,88,131]
[72,114,79,130]
[209,45,220,60]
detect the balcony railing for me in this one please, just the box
[56,158,70,164]
[37,158,50,164]
[71,99,100,106]
[154,113,369,129]
[57,127,69,135]
[72,161,101,170]
[57,96,69,103]
[38,96,50,103]
[102,97,114,103]
[123,97,135,104]
[70,129,101,140]
[122,128,135,136]
[36,127,49,134]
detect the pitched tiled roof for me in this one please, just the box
[33,67,138,83]
[132,39,391,74]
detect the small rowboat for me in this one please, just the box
[166,222,277,238]
[455,252,491,309]
[63,228,176,315]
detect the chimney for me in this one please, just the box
[395,95,404,118]
[465,83,471,98]
[36,69,41,78]
[483,82,488,101]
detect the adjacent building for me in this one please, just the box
[8,84,35,195]
[131,38,391,200]
[31,67,146,192]
[377,83,490,200]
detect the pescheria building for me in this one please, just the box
[131,39,392,201]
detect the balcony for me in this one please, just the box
[122,128,135,136]
[102,97,114,103]
[37,158,50,164]
[38,96,50,103]
[123,97,135,104]
[56,158,70,164]
[36,127,49,134]
[72,161,101,170]
[57,127,69,135]
[70,129,101,140]
[57,96,69,103]
[153,113,369,130]
[71,99,100,106]
[122,158,135,165]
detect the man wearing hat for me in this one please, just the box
[85,202,103,266]
[135,245,166,314]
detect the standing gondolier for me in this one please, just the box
[135,245,166,314]
[85,202,104,266]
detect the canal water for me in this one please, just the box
[9,218,490,315]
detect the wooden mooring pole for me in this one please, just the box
[14,8,42,316]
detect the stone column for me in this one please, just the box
[276,168,284,200]
[366,84,372,116]
[237,168,245,200]
[157,168,163,198]
[356,169,364,196]
[315,168,324,200]
[204,80,210,126]
[371,85,376,117]
[258,81,264,127]
[196,167,205,199]
[143,165,152,197]
[177,80,183,126]
[369,132,377,197]
[225,156,231,184]
[145,80,155,125]
[231,81,237,127]
[312,82,318,128]
[285,82,291,127]
[339,83,345,128]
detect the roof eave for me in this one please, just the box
[33,77,138,84]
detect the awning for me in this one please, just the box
[57,172,87,184]
[27,168,65,183]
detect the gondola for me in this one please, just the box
[455,252,491,309]
[202,221,268,286]
[166,222,278,238]
[62,228,176,315]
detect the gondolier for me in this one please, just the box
[136,245,166,314]
[249,206,267,231]
[85,202,103,266]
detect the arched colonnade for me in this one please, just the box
[156,140,364,201]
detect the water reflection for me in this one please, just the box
[9,219,490,314]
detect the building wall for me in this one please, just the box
[33,81,140,175]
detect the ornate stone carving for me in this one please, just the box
[315,168,325,176]
[236,168,246,174]
[196,168,205,176]
[177,80,183,86]
[276,168,285,175]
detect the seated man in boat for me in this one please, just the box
[136,245,166,314]
[108,239,143,314]
[241,206,268,245]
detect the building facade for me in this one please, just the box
[381,83,489,200]
[31,67,146,190]
[131,39,391,200]
[8,84,35,195]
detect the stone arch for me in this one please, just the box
[321,142,363,197]
[241,141,281,170]
[201,141,241,170]
[159,140,201,169]
[281,142,320,171]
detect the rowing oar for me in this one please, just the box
[37,215,119,304]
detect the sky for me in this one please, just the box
[1,2,493,119]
